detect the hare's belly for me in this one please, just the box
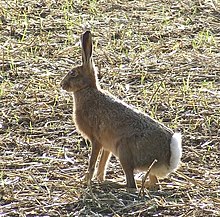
[136,164,170,178]
[99,133,119,157]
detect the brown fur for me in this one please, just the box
[61,31,180,189]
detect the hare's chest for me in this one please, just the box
[73,107,120,156]
[73,110,93,140]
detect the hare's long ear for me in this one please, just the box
[81,31,93,67]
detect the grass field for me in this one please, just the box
[1,0,220,216]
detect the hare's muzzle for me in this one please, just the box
[60,78,68,91]
[60,79,64,89]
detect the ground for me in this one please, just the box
[0,0,220,216]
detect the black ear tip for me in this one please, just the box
[84,30,91,34]
[83,30,91,39]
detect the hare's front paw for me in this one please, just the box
[84,172,92,185]
[96,172,105,183]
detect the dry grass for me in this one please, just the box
[0,0,220,216]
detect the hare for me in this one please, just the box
[60,31,182,190]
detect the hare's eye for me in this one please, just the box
[70,70,78,77]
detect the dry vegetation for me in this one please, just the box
[0,0,220,216]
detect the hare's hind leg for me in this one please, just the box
[97,149,111,182]
[145,174,160,190]
[118,146,136,189]
[124,167,136,189]
[85,141,102,185]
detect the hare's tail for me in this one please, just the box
[169,132,182,171]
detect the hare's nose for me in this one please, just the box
[60,79,65,89]
[60,80,63,87]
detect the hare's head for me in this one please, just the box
[61,31,98,92]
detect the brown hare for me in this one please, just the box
[60,31,182,190]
